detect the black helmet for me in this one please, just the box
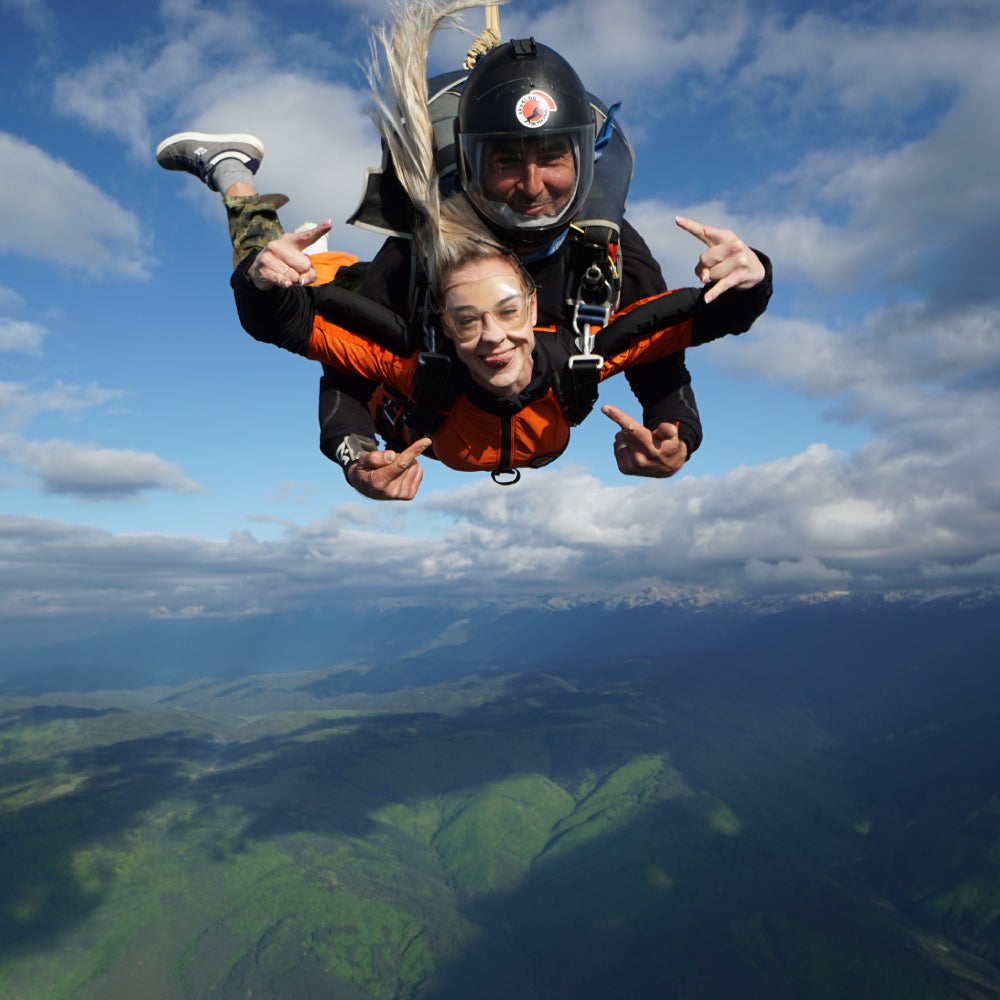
[455,38,596,247]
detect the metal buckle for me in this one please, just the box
[567,353,604,370]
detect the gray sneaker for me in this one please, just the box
[155,131,264,189]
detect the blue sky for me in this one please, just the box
[1,0,998,643]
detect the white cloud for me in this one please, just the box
[0,421,997,622]
[0,380,126,431]
[0,132,151,280]
[627,199,866,291]
[742,14,999,113]
[745,18,1000,299]
[186,75,383,254]
[501,0,748,97]
[53,1,263,158]
[622,10,1000,308]
[1,0,54,36]
[53,0,387,257]
[0,317,45,355]
[2,438,205,501]
[719,303,1000,418]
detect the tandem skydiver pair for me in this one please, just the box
[156,0,771,497]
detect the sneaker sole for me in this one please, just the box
[155,131,264,160]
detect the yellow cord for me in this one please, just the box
[462,3,502,69]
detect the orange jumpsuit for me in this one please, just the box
[233,249,770,475]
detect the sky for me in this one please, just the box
[1,0,998,646]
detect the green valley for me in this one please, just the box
[2,617,1000,998]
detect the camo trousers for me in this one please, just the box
[222,193,289,269]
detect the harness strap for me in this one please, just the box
[403,288,457,437]
[557,222,622,424]
[404,351,456,439]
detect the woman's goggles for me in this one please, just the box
[440,275,533,343]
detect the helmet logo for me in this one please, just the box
[515,89,557,128]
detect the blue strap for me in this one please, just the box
[594,102,621,160]
[519,228,569,265]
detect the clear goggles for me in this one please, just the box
[460,128,593,234]
[440,274,534,343]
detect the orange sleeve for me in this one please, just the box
[310,251,359,285]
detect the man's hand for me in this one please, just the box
[247,222,334,290]
[346,437,432,501]
[602,404,687,478]
[676,216,765,304]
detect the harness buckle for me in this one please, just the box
[571,262,613,359]
[567,352,605,370]
[571,300,609,365]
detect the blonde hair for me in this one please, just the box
[366,0,512,295]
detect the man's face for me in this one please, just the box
[481,135,576,220]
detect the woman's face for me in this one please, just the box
[440,258,537,397]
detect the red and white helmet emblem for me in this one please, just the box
[515,89,557,128]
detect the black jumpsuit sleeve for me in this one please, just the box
[619,220,704,455]
[232,252,314,354]
[318,366,379,463]
[316,238,418,460]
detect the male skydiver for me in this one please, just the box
[157,38,767,498]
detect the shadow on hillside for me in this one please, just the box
[0,704,126,729]
[0,730,213,958]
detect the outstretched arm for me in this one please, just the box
[611,217,770,475]
[242,227,437,501]
[619,221,703,465]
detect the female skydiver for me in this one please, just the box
[231,193,766,484]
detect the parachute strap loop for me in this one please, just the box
[463,4,502,69]
[491,468,522,486]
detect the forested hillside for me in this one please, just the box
[3,599,1000,998]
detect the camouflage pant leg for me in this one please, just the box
[223,193,290,269]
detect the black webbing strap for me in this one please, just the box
[403,351,456,439]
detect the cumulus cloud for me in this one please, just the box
[501,0,748,97]
[749,17,999,300]
[1,437,205,501]
[741,13,997,113]
[718,302,1000,426]
[621,9,1000,312]
[1,0,55,36]
[187,76,382,252]
[50,0,388,256]
[0,132,151,280]
[0,380,126,431]
[0,317,45,355]
[53,0,262,158]
[0,424,997,621]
